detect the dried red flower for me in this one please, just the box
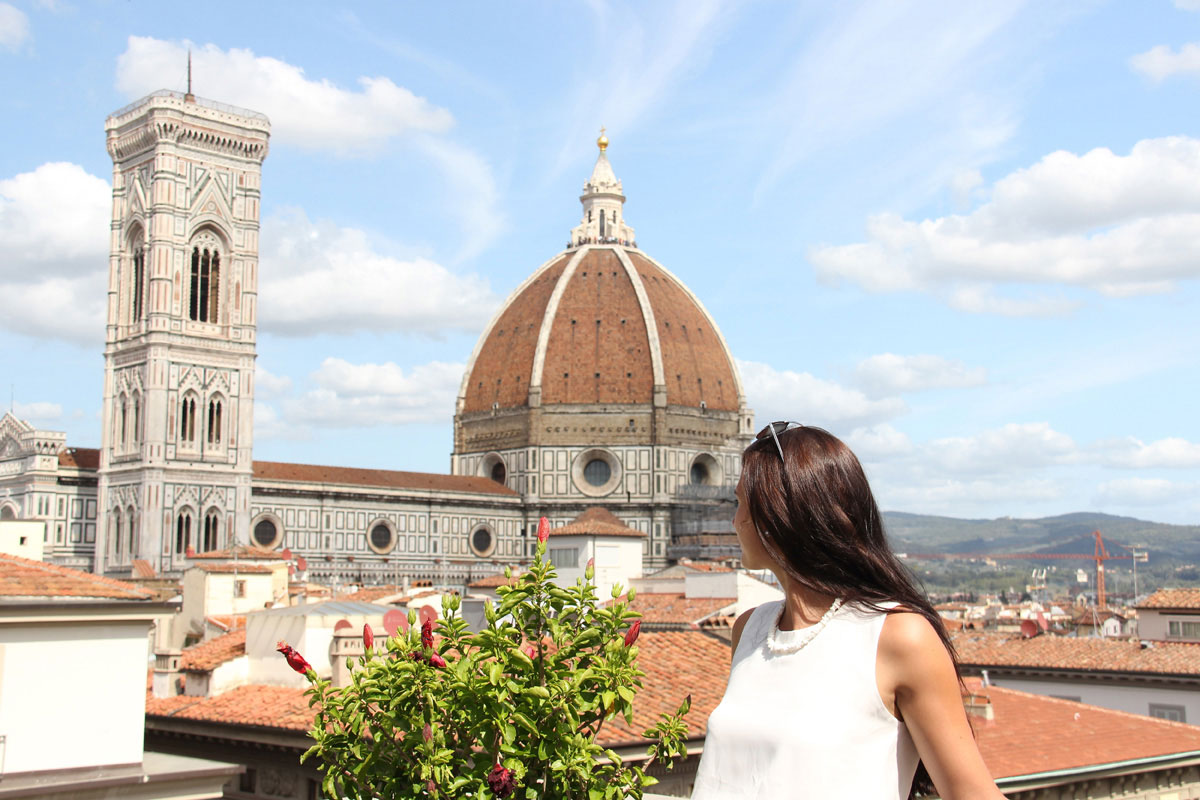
[623,620,641,648]
[276,640,312,675]
[428,653,447,668]
[487,763,516,797]
[363,624,374,651]
[536,516,550,544]
[421,618,434,650]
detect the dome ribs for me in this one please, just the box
[626,253,739,412]
[542,248,653,405]
[462,254,570,413]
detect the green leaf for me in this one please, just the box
[503,722,517,743]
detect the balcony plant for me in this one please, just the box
[282,518,691,799]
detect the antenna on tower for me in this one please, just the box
[184,49,195,103]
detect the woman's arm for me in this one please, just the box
[877,612,1006,800]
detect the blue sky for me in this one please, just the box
[2,1,1198,523]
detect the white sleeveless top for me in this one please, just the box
[690,600,919,799]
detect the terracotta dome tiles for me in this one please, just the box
[462,246,740,414]
[462,253,571,413]
[541,248,654,405]
[627,252,738,411]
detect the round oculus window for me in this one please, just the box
[471,526,493,556]
[583,458,611,487]
[369,523,394,552]
[253,518,278,548]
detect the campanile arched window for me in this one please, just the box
[202,508,220,552]
[129,228,146,323]
[206,397,223,446]
[188,230,223,323]
[179,393,197,445]
[176,509,193,554]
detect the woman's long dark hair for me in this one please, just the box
[741,425,958,798]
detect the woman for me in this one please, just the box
[690,423,1004,800]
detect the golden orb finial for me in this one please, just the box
[597,126,608,152]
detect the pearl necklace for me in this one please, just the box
[765,598,844,655]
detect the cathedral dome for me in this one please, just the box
[458,140,744,416]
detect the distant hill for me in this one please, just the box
[882,511,1200,564]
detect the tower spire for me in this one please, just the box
[185,50,195,103]
[569,130,636,248]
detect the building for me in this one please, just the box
[0,553,239,798]
[955,629,1200,724]
[0,90,751,590]
[1137,588,1200,642]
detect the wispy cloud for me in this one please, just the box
[1131,42,1200,82]
[0,3,29,52]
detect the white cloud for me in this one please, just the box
[13,401,62,422]
[285,357,464,427]
[852,353,986,398]
[737,359,905,430]
[254,366,293,399]
[846,424,914,460]
[1094,477,1198,507]
[1094,436,1200,469]
[0,3,29,52]
[0,162,110,343]
[879,476,1065,514]
[259,209,499,336]
[925,423,1077,476]
[950,168,984,210]
[1131,43,1200,81]
[413,136,504,261]
[811,137,1200,311]
[115,37,453,155]
[1177,0,1200,9]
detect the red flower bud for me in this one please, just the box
[276,640,312,675]
[487,763,516,797]
[624,620,641,647]
[429,653,446,668]
[423,723,433,742]
[426,778,437,796]
[536,516,550,544]
[421,617,434,650]
[523,643,536,660]
[363,624,374,651]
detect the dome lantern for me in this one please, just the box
[571,129,635,248]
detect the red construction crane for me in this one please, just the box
[903,530,1139,609]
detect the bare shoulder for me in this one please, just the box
[729,606,757,658]
[878,608,955,688]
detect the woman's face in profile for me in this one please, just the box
[734,476,773,570]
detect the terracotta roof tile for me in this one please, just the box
[341,585,410,603]
[57,447,99,469]
[146,684,314,732]
[609,593,736,626]
[190,563,278,574]
[181,629,246,672]
[676,559,733,573]
[552,507,646,538]
[131,559,156,579]
[953,630,1200,676]
[1138,588,1200,610]
[205,614,246,633]
[189,546,285,561]
[253,460,518,497]
[468,571,522,589]
[966,678,1200,779]
[0,553,154,600]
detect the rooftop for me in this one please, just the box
[1137,588,1200,610]
[253,460,518,497]
[189,546,286,561]
[256,600,394,618]
[552,507,646,539]
[181,629,246,672]
[57,446,99,469]
[609,592,736,627]
[0,553,154,601]
[967,678,1200,780]
[953,630,1200,676]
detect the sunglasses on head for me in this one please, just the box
[756,421,804,461]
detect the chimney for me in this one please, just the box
[963,692,994,721]
[152,648,183,698]
[329,627,365,688]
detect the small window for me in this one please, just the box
[234,580,246,599]
[368,522,395,554]
[470,525,494,557]
[252,517,280,549]
[583,459,611,487]
[1150,703,1187,723]
[490,461,506,485]
[549,547,579,568]
[1168,620,1200,640]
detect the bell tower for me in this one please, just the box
[97,90,269,575]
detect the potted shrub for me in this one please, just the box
[280,518,690,799]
